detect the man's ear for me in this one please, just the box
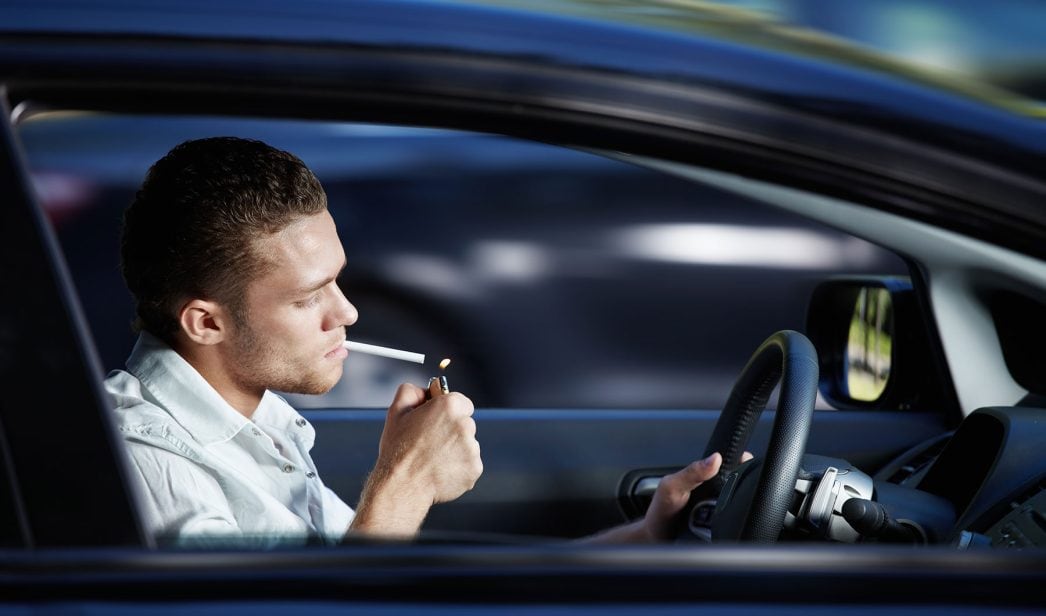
[178,299,229,345]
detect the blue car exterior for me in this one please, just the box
[1,1,1046,614]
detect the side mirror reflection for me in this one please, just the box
[845,287,893,402]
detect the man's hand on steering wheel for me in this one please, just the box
[580,450,754,544]
[643,451,754,542]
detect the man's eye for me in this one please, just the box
[294,294,320,308]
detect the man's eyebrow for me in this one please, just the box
[295,261,348,296]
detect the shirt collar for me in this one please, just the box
[127,332,252,446]
[254,392,316,450]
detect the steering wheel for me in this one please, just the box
[679,330,818,542]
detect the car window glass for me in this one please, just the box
[17,113,909,410]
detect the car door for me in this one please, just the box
[16,0,1028,543]
[16,110,957,540]
[7,3,1046,613]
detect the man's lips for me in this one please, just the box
[325,342,348,359]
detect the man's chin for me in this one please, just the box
[287,378,339,397]
[285,368,342,396]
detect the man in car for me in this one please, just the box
[105,136,729,545]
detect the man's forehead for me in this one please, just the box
[272,214,331,256]
[250,211,345,291]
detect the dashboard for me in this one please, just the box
[879,407,1046,548]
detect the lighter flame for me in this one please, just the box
[439,358,451,370]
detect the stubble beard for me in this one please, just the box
[231,316,341,396]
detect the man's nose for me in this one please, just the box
[330,285,358,329]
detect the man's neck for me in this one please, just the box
[209,383,263,419]
[173,341,262,418]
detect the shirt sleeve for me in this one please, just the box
[318,484,356,543]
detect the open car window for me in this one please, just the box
[19,113,910,412]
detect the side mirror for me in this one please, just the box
[806,277,946,410]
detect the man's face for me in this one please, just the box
[223,210,358,396]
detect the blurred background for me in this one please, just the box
[708,0,1046,101]
[20,115,906,409]
[508,0,1046,108]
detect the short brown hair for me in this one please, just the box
[121,136,327,343]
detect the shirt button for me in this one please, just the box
[252,428,261,436]
[282,464,295,474]
[295,418,307,428]
[306,471,316,479]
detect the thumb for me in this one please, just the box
[657,452,722,505]
[643,452,723,541]
[388,382,427,417]
[428,376,445,399]
[676,452,722,491]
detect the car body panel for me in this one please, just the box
[1,0,1045,613]
[0,544,1045,608]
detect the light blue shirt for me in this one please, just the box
[105,332,355,547]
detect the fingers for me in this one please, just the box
[389,379,471,417]
[388,382,427,415]
[462,412,478,439]
[435,390,475,419]
[428,377,443,399]
[466,439,483,490]
[647,452,723,531]
[690,451,722,483]
[658,449,755,493]
[650,450,754,529]
[375,378,483,507]
[662,450,754,492]
[667,452,722,492]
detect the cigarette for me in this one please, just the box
[343,340,425,364]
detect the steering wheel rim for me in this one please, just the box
[693,330,819,542]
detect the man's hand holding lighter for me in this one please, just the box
[349,376,483,538]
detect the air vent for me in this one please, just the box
[888,437,950,486]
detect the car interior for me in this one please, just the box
[5,1,1046,611]
[4,105,1044,553]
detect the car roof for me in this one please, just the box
[1,0,1042,118]
[4,1,1045,164]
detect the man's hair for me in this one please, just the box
[121,136,328,343]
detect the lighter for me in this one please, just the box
[429,357,451,395]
